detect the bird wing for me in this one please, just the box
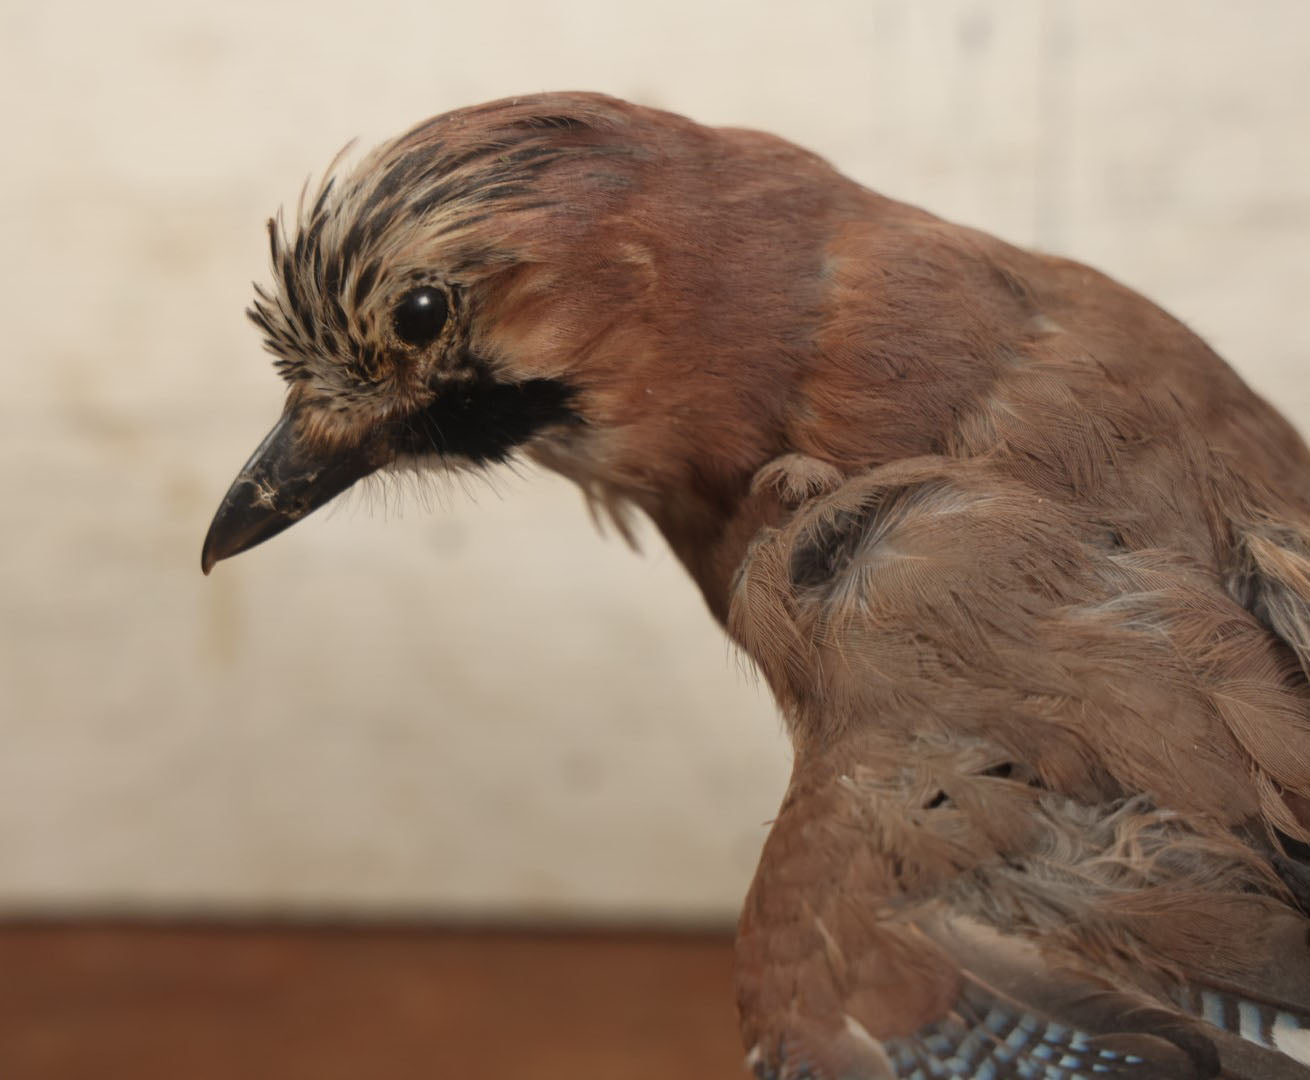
[735,741,1310,1079]
[730,460,1310,1079]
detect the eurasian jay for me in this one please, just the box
[202,93,1310,1079]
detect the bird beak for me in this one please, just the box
[201,409,385,574]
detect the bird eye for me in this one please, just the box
[393,286,449,348]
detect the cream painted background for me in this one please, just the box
[1,1,1306,921]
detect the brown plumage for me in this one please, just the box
[203,92,1310,1078]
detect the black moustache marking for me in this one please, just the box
[392,369,580,464]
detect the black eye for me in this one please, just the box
[393,286,449,348]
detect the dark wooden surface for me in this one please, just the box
[0,922,743,1080]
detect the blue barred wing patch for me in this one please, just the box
[881,984,1174,1080]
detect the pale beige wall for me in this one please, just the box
[1,1,1306,920]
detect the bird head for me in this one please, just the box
[202,92,1000,619]
[201,92,887,597]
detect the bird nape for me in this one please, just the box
[202,92,1310,1079]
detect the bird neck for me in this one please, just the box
[646,479,787,627]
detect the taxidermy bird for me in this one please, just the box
[203,93,1310,1078]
